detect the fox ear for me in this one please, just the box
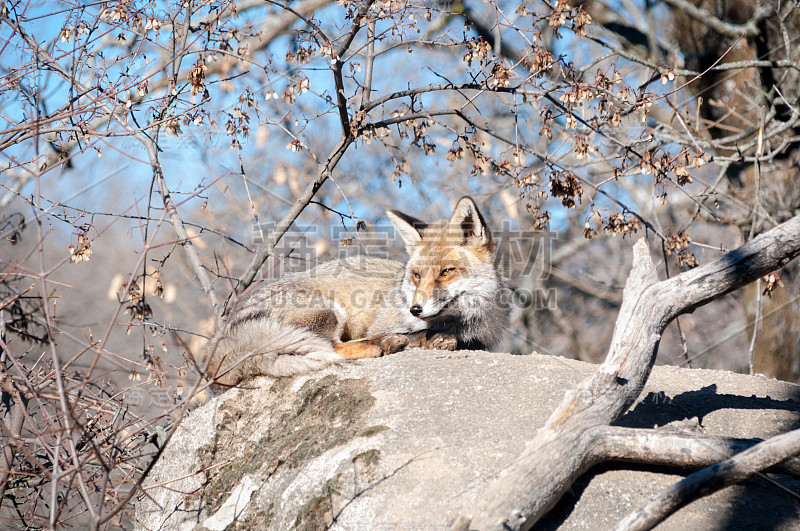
[387,210,424,252]
[450,196,492,248]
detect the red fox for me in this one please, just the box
[204,197,509,386]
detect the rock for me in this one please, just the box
[134,350,800,530]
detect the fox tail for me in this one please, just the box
[203,318,341,387]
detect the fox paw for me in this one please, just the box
[427,333,458,351]
[375,333,410,355]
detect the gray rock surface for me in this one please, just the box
[135,350,800,530]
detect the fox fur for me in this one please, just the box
[204,197,509,387]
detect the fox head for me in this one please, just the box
[387,197,501,324]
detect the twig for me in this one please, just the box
[748,278,762,375]
[660,240,691,367]
[746,119,766,376]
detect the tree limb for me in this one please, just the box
[614,427,800,531]
[0,0,333,208]
[456,214,800,530]
[591,426,800,478]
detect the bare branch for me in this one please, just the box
[614,427,800,531]
[0,369,29,503]
[330,0,374,135]
[592,426,800,478]
[459,214,800,530]
[361,17,376,108]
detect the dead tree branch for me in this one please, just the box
[590,426,800,479]
[0,0,332,208]
[456,213,800,530]
[614,427,800,531]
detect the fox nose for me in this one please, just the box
[410,304,422,317]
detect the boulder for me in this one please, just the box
[135,350,800,530]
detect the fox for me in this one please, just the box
[203,196,509,387]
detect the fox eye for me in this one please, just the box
[412,271,421,280]
[439,267,455,278]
